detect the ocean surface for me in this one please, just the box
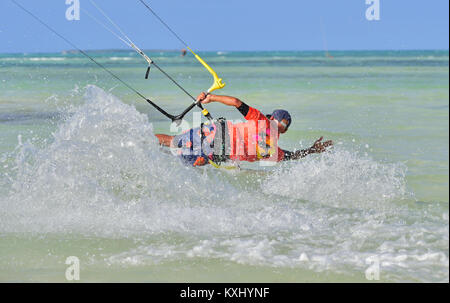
[0,50,448,282]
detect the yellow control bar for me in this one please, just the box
[187,47,226,93]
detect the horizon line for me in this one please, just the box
[1,48,449,55]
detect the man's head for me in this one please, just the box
[267,109,292,134]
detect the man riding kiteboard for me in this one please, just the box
[156,93,333,167]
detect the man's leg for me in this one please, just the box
[155,134,175,147]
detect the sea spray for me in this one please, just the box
[0,86,447,282]
[0,86,261,236]
[262,148,409,209]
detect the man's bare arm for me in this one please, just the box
[198,93,242,108]
[283,137,334,161]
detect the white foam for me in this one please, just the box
[28,57,66,61]
[262,149,408,209]
[109,57,133,61]
[0,86,447,282]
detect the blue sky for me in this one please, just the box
[0,0,448,53]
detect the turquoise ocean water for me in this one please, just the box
[0,50,448,282]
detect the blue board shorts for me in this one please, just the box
[172,123,217,166]
[172,121,229,166]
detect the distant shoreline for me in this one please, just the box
[1,49,449,56]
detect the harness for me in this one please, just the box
[256,133,277,160]
[200,118,233,168]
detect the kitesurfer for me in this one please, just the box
[156,93,333,166]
